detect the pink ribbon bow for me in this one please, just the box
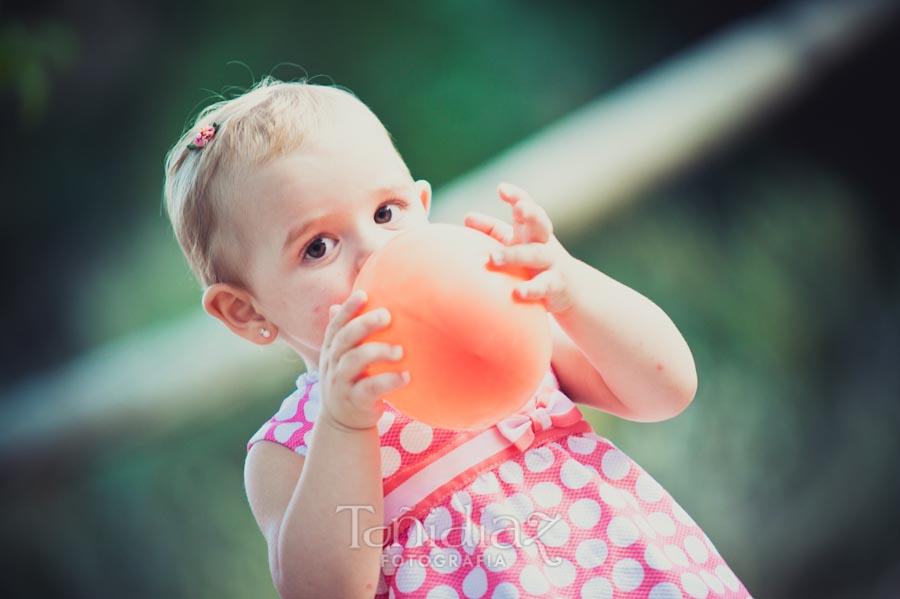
[495,389,584,451]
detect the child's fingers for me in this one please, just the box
[498,182,552,244]
[464,212,515,245]
[514,269,563,302]
[328,307,392,360]
[322,290,367,352]
[354,371,410,403]
[337,342,404,382]
[490,242,554,270]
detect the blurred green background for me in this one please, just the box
[2,0,899,597]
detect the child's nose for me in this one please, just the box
[355,231,389,272]
[356,249,374,274]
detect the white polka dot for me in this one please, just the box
[430,547,462,575]
[505,493,534,523]
[520,565,550,595]
[561,459,593,489]
[634,514,658,540]
[538,516,571,547]
[671,501,696,526]
[451,491,473,515]
[607,516,640,547]
[471,471,501,495]
[635,472,665,503]
[483,544,517,572]
[545,558,576,588]
[568,498,602,529]
[580,576,613,599]
[460,521,480,555]
[491,582,520,599]
[396,559,426,593]
[681,572,709,598]
[499,460,524,485]
[303,399,320,422]
[480,503,512,537]
[597,483,626,508]
[648,512,677,537]
[612,558,644,591]
[424,507,453,541]
[645,544,673,571]
[381,446,401,477]
[575,538,608,569]
[428,585,460,599]
[274,394,301,420]
[405,519,426,548]
[567,434,598,454]
[273,422,303,443]
[376,410,395,435]
[307,382,321,402]
[664,544,689,567]
[684,535,709,564]
[700,570,725,595]
[715,565,740,591]
[601,449,630,480]
[524,446,555,472]
[400,421,433,454]
[463,566,488,599]
[622,489,641,509]
[649,582,684,599]
[531,482,563,508]
[302,429,314,447]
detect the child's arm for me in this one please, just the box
[546,259,697,422]
[244,291,407,599]
[245,423,383,598]
[466,183,697,423]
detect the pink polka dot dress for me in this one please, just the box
[248,370,752,599]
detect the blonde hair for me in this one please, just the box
[163,77,358,290]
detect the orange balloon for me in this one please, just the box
[352,223,552,430]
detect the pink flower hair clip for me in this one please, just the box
[187,122,219,150]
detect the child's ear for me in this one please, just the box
[202,283,276,345]
[414,179,432,215]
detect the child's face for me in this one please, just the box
[232,99,431,365]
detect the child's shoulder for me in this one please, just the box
[247,371,321,456]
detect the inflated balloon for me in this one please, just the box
[352,223,552,430]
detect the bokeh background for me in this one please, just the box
[2,0,899,597]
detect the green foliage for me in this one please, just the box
[0,21,78,125]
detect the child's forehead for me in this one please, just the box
[224,88,413,229]
[245,149,413,220]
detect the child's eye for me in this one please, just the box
[374,200,408,225]
[374,204,394,224]
[304,237,336,260]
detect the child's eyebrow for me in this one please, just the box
[282,220,315,256]
[371,185,409,200]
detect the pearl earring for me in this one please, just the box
[258,327,271,339]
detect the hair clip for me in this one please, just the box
[187,122,219,150]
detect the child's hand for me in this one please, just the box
[317,290,408,432]
[465,182,576,314]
